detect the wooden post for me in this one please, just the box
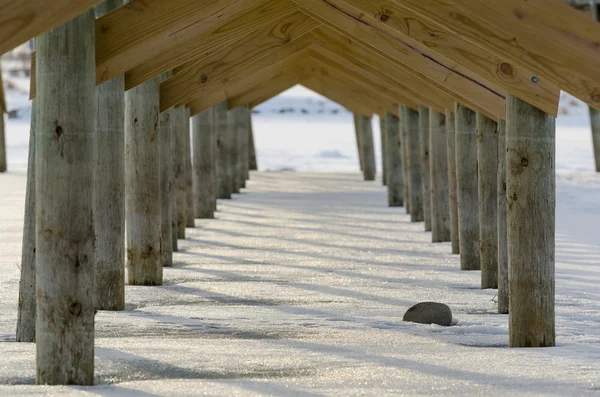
[125,76,162,286]
[590,108,600,172]
[507,95,555,347]
[16,100,36,342]
[477,113,499,289]
[184,108,195,227]
[353,113,364,172]
[497,118,508,314]
[429,109,451,242]
[419,106,431,231]
[358,114,376,181]
[405,106,423,222]
[192,107,216,219]
[402,107,411,214]
[173,106,187,238]
[159,72,173,267]
[239,105,250,188]
[216,101,233,199]
[95,0,126,308]
[35,10,96,384]
[385,113,403,206]
[455,104,480,270]
[248,111,258,171]
[228,107,241,194]
[380,116,387,186]
[446,110,460,254]
[171,122,178,253]
[0,67,6,173]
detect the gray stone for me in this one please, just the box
[403,302,453,326]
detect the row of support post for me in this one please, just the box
[382,97,556,348]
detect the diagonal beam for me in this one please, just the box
[229,68,309,109]
[300,76,384,115]
[160,11,319,111]
[334,0,560,116]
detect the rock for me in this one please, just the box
[403,302,453,326]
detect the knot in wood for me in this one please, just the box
[69,301,82,317]
[379,14,389,22]
[200,75,208,84]
[521,157,529,167]
[592,94,600,103]
[499,62,513,76]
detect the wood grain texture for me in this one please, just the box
[302,77,382,115]
[337,0,560,116]
[229,69,307,109]
[429,109,450,243]
[385,113,403,206]
[160,11,319,111]
[404,105,423,222]
[497,118,508,314]
[445,110,460,255]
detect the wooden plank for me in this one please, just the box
[160,11,319,111]
[301,78,378,115]
[337,0,560,116]
[0,0,103,55]
[397,0,600,111]
[96,0,265,84]
[229,70,308,109]
[125,0,298,90]
[291,0,506,119]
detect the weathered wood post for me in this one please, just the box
[380,116,387,186]
[590,108,600,172]
[95,0,126,308]
[125,76,162,286]
[507,95,555,347]
[192,107,216,219]
[429,109,451,242]
[173,106,187,238]
[159,72,173,268]
[405,106,423,222]
[35,10,96,384]
[239,105,250,189]
[216,101,233,199]
[228,107,241,194]
[402,107,411,214]
[16,100,36,342]
[419,106,431,231]
[353,113,364,172]
[497,118,508,314]
[385,113,403,206]
[455,104,480,270]
[477,113,499,289]
[0,68,5,173]
[248,111,258,172]
[184,108,195,227]
[446,110,460,254]
[358,114,376,181]
[233,106,248,191]
[171,124,178,253]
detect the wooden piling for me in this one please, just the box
[239,105,250,188]
[446,110,460,254]
[173,106,187,237]
[455,104,480,270]
[419,106,431,231]
[0,67,5,173]
[216,101,233,199]
[353,114,364,172]
[380,116,387,186]
[477,113,499,289]
[248,111,258,172]
[429,109,451,242]
[35,10,96,384]
[384,113,403,206]
[507,95,556,347]
[125,76,163,286]
[159,72,173,268]
[184,108,195,227]
[228,108,241,194]
[94,0,126,308]
[497,118,508,314]
[402,107,411,214]
[192,107,216,219]
[405,106,423,222]
[590,108,600,172]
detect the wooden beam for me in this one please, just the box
[397,0,600,111]
[0,0,103,55]
[301,77,379,115]
[335,0,560,116]
[229,70,308,109]
[291,0,506,119]
[160,11,319,111]
[124,0,298,90]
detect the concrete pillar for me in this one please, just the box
[477,113,499,289]
[125,77,162,286]
[385,113,403,206]
[159,73,173,268]
[184,108,195,227]
[429,109,451,243]
[358,114,376,181]
[455,104,480,270]
[192,107,216,219]
[380,116,387,186]
[497,118,508,314]
[216,101,233,199]
[419,106,431,231]
[173,106,187,238]
[94,0,126,309]
[248,111,258,171]
[35,10,96,384]
[507,94,555,348]
[16,100,36,342]
[239,105,250,188]
[405,106,423,222]
[446,110,460,254]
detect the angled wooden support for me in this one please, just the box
[229,68,309,109]
[291,0,506,119]
[397,0,600,111]
[332,0,560,116]
[160,11,320,111]
[301,77,379,116]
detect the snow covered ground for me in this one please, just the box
[0,84,600,395]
